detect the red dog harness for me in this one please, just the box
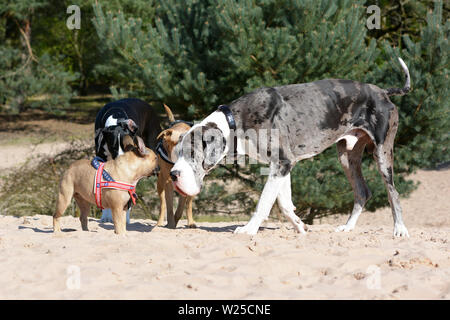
[93,160,137,209]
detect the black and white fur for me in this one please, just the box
[170,58,411,237]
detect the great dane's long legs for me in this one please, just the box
[373,107,408,237]
[234,171,286,235]
[373,144,409,237]
[276,173,307,233]
[335,139,372,232]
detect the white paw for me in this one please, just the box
[234,224,258,235]
[293,220,307,234]
[296,225,307,234]
[393,224,409,237]
[335,224,355,233]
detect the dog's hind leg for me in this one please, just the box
[74,195,91,231]
[373,145,408,236]
[165,181,177,229]
[276,173,307,234]
[53,175,73,232]
[372,112,408,237]
[335,136,372,233]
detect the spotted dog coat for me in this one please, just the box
[171,58,411,237]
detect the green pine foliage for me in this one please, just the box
[93,0,377,116]
[368,1,449,171]
[0,0,77,114]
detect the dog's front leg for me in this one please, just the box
[276,173,307,234]
[156,173,167,227]
[234,174,285,235]
[185,196,196,228]
[111,208,127,235]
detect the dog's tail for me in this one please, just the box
[163,104,176,122]
[385,57,411,96]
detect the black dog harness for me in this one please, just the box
[156,140,175,165]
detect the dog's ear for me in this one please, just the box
[126,119,139,133]
[157,129,172,140]
[134,135,149,156]
[163,104,176,123]
[95,130,104,154]
[122,135,135,152]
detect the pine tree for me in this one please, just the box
[369,0,449,171]
[0,0,76,114]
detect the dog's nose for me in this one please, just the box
[170,170,180,182]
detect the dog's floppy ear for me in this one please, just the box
[122,135,135,152]
[157,129,172,140]
[134,135,149,156]
[95,129,104,154]
[126,119,139,133]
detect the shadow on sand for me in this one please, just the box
[18,225,77,233]
[96,220,155,233]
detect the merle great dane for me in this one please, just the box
[170,58,411,237]
[95,98,161,223]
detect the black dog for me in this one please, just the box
[95,98,162,160]
[94,98,162,223]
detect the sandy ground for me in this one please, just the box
[0,166,449,299]
[0,142,70,172]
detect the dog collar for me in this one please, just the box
[169,120,194,127]
[218,105,238,157]
[217,105,236,130]
[156,140,175,165]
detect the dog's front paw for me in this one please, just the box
[294,223,308,234]
[393,224,409,237]
[335,224,355,233]
[234,224,258,235]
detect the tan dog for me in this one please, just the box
[156,105,195,228]
[53,136,158,234]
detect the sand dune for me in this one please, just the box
[0,168,448,300]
